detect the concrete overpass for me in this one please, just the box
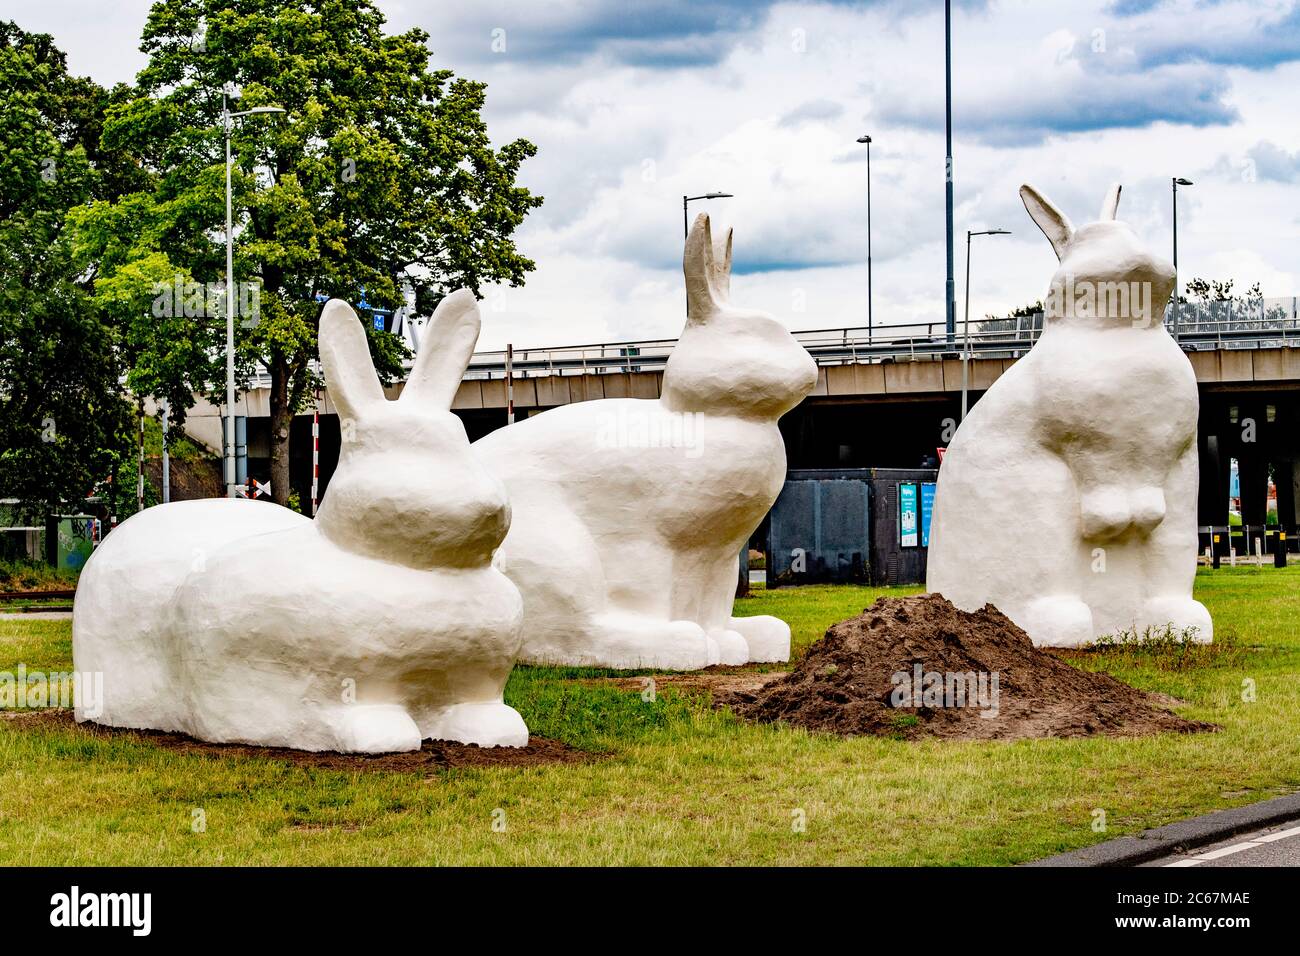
[183,302,1300,535]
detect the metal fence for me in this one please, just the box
[460,296,1300,380]
[249,296,1299,388]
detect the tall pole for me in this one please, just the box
[137,413,145,513]
[682,195,689,240]
[944,0,956,348]
[310,393,319,517]
[1171,177,1192,342]
[959,228,1010,423]
[1172,177,1180,342]
[866,138,874,341]
[505,343,515,425]
[961,230,972,421]
[161,399,170,504]
[224,91,236,498]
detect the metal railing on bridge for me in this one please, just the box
[461,296,1300,380]
[247,296,1299,387]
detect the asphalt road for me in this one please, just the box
[1142,821,1300,867]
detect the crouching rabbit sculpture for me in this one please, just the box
[473,214,818,669]
[73,291,529,752]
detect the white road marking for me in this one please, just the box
[1196,841,1262,860]
[1162,824,1300,866]
[1252,824,1300,844]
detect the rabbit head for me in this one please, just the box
[662,213,818,418]
[1022,183,1175,330]
[315,290,510,569]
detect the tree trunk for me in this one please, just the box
[268,352,292,507]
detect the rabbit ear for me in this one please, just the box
[320,299,385,421]
[401,288,480,410]
[685,213,730,323]
[1019,183,1074,261]
[711,227,733,300]
[1099,182,1122,221]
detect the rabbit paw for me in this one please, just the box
[338,704,422,754]
[589,614,716,670]
[728,615,791,663]
[427,701,529,748]
[709,628,751,666]
[1139,596,1213,643]
[1020,596,1094,648]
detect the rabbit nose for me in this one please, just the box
[1129,486,1166,533]
[1080,487,1131,541]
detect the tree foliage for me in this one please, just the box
[76,0,542,503]
[0,21,135,521]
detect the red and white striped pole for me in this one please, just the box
[311,391,320,517]
[506,342,515,426]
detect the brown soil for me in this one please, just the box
[4,709,593,771]
[718,594,1217,741]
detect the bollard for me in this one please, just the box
[1277,532,1288,569]
[1211,533,1221,569]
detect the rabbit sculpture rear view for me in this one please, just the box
[926,183,1212,646]
[72,291,528,752]
[473,214,818,669]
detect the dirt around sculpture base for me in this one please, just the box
[718,594,1216,740]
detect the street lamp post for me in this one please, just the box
[1171,176,1193,342]
[960,228,1011,421]
[944,0,956,349]
[856,134,873,341]
[222,90,285,497]
[682,191,733,239]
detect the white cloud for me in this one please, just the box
[8,0,1298,349]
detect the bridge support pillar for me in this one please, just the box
[1276,458,1298,535]
[1238,452,1270,555]
[1197,433,1228,528]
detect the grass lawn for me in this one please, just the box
[1,568,1297,865]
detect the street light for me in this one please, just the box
[856,134,874,341]
[1171,177,1193,342]
[944,0,956,349]
[682,191,733,239]
[960,228,1011,421]
[222,90,285,497]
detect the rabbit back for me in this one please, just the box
[72,498,309,730]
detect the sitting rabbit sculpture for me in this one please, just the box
[927,183,1212,647]
[73,291,529,752]
[473,214,818,670]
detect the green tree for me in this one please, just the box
[0,21,135,521]
[77,0,542,504]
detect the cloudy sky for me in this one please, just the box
[8,0,1300,349]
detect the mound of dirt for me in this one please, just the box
[4,709,593,772]
[719,594,1216,740]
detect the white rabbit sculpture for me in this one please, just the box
[926,183,1212,647]
[72,291,529,752]
[473,214,818,669]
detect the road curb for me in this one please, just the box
[1026,791,1300,867]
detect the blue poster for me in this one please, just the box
[899,482,918,547]
[920,482,936,547]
